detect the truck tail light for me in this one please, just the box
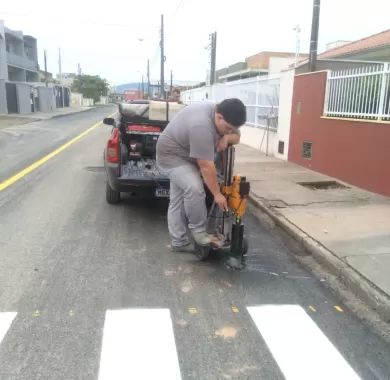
[106,129,120,163]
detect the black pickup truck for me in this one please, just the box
[103,100,185,203]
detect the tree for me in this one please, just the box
[71,75,109,102]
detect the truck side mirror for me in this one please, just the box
[103,117,115,126]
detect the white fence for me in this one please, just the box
[82,98,94,107]
[71,92,83,107]
[181,75,280,129]
[324,63,390,121]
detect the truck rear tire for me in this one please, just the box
[106,182,120,204]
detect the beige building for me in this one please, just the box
[216,51,309,82]
[56,73,77,87]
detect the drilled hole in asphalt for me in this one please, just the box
[84,166,105,172]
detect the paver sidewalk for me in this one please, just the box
[235,144,390,319]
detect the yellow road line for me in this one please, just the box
[309,305,317,312]
[0,112,116,192]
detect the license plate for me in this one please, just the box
[155,188,170,198]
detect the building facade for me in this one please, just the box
[56,73,77,87]
[0,20,39,83]
[0,20,71,115]
[216,51,309,82]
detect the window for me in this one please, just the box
[24,46,31,58]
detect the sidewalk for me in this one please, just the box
[0,106,95,130]
[235,144,390,320]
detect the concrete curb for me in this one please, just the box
[1,107,97,124]
[41,107,97,120]
[249,193,390,321]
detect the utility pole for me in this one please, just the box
[141,75,144,98]
[147,59,150,99]
[210,32,217,85]
[309,0,321,72]
[58,48,64,107]
[58,48,62,84]
[160,14,165,99]
[170,69,173,98]
[44,50,48,87]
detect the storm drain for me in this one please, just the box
[297,181,349,190]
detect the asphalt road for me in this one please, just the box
[0,107,389,379]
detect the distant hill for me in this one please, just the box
[116,82,141,94]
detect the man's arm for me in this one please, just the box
[197,159,228,211]
[226,133,240,145]
[216,133,240,152]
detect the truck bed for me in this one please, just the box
[120,159,167,180]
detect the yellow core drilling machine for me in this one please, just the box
[194,146,250,268]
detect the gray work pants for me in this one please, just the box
[166,164,207,247]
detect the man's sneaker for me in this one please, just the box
[192,231,211,246]
[171,243,195,253]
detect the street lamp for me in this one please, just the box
[293,24,301,67]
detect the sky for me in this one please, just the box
[1,0,389,86]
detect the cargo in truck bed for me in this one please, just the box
[103,100,184,203]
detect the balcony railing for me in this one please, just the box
[7,52,38,72]
[324,63,390,121]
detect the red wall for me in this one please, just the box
[288,71,390,197]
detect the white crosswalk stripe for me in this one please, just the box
[0,307,363,379]
[247,305,361,380]
[0,312,16,345]
[98,308,182,380]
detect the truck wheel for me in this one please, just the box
[106,182,120,204]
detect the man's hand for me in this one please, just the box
[197,159,228,212]
[216,135,229,152]
[216,133,241,152]
[214,192,228,212]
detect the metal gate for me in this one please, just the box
[63,87,70,107]
[55,86,63,108]
[6,82,18,113]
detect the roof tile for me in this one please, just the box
[320,29,390,58]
